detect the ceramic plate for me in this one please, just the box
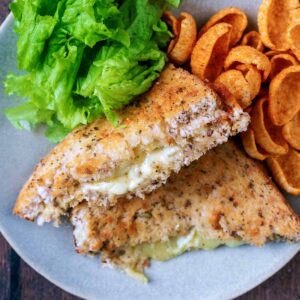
[0,1,299,299]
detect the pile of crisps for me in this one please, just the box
[164,0,300,195]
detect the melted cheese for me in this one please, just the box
[82,146,182,195]
[129,228,244,262]
[124,229,244,282]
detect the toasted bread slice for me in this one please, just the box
[71,141,300,281]
[14,65,249,224]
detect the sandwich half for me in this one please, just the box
[71,141,300,282]
[14,64,249,224]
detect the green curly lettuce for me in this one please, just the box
[5,0,180,142]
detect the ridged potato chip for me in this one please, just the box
[241,127,270,160]
[265,50,298,61]
[269,53,299,79]
[224,46,271,81]
[215,70,251,108]
[168,12,197,65]
[199,7,248,46]
[191,23,232,81]
[209,81,241,108]
[269,65,300,126]
[241,31,265,52]
[264,50,279,59]
[291,6,300,21]
[288,7,300,60]
[236,64,262,100]
[258,0,300,51]
[282,111,300,150]
[288,24,300,61]
[251,97,289,155]
[267,148,300,195]
[163,11,180,37]
[163,11,180,54]
[264,49,295,57]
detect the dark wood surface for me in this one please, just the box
[0,1,299,299]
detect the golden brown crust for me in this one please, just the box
[71,141,300,255]
[14,64,249,222]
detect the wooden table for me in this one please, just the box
[0,1,299,299]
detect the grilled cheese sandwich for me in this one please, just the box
[71,141,300,281]
[14,65,249,224]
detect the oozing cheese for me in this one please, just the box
[82,146,182,195]
[123,228,244,282]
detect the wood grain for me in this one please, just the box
[0,0,10,24]
[0,234,13,300]
[0,1,299,299]
[238,253,300,300]
[19,259,79,300]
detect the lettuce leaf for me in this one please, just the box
[5,0,180,142]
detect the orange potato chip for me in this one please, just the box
[168,12,197,65]
[215,69,251,108]
[258,0,300,51]
[236,64,262,100]
[199,7,248,46]
[224,46,271,81]
[264,50,296,58]
[269,65,300,126]
[241,127,270,160]
[167,39,177,54]
[282,111,300,150]
[264,50,279,58]
[288,24,300,61]
[267,148,300,195]
[251,97,289,155]
[163,11,180,37]
[191,23,232,81]
[241,31,265,52]
[291,6,300,20]
[269,53,299,79]
[270,53,298,79]
[265,50,299,70]
[163,11,181,54]
[209,81,241,108]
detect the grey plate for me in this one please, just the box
[0,1,299,300]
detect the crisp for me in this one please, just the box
[199,7,248,47]
[168,12,197,65]
[251,97,289,155]
[236,64,262,101]
[267,148,300,195]
[241,127,269,160]
[191,23,232,81]
[288,24,300,61]
[258,0,300,51]
[163,11,181,54]
[215,69,251,109]
[224,46,271,81]
[241,31,265,52]
[163,11,180,37]
[269,65,300,126]
[269,53,298,79]
[209,82,240,108]
[282,111,300,150]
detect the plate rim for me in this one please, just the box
[0,12,299,300]
[0,13,12,32]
